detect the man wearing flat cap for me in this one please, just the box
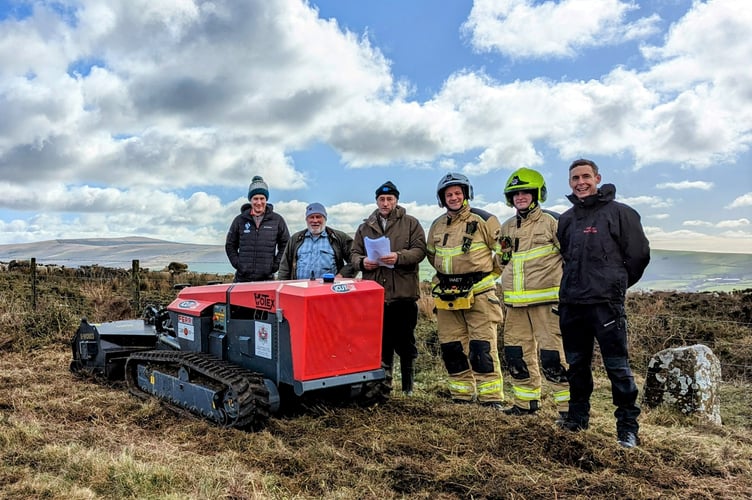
[352,181,427,395]
[278,202,355,280]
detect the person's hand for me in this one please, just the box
[363,257,380,270]
[379,252,398,266]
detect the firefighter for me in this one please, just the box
[426,173,506,408]
[499,168,570,419]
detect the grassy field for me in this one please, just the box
[1,270,751,499]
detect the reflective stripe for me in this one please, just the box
[512,385,541,401]
[553,390,570,403]
[477,378,502,396]
[504,243,560,305]
[473,273,499,293]
[449,380,475,394]
[503,286,559,304]
[432,239,496,275]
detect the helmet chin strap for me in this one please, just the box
[518,200,537,218]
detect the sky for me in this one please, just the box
[0,0,751,255]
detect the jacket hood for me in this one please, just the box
[567,183,616,207]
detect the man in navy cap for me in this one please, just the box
[352,181,426,395]
[278,202,355,280]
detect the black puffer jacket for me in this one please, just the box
[225,203,290,282]
[557,184,650,304]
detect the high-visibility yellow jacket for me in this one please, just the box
[499,206,562,306]
[427,204,502,294]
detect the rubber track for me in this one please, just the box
[125,350,271,430]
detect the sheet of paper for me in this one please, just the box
[364,236,393,268]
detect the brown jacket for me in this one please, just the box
[351,205,426,302]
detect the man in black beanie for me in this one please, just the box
[352,181,426,395]
[225,175,290,282]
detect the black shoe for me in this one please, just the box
[555,411,569,425]
[481,401,506,410]
[617,431,640,448]
[503,405,539,416]
[557,417,589,432]
[452,398,475,405]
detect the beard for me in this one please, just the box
[308,223,326,236]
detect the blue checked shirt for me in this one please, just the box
[295,231,337,279]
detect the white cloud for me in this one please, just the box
[0,0,750,254]
[2,0,750,187]
[461,0,659,59]
[656,180,713,190]
[619,195,673,209]
[727,193,752,209]
[682,220,712,227]
[634,0,752,168]
[682,218,749,229]
[717,218,750,228]
[0,0,394,190]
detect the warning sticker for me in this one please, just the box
[178,320,194,341]
[255,321,272,359]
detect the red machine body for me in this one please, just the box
[168,278,385,387]
[71,277,388,430]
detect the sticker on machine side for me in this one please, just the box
[177,315,194,341]
[177,300,198,309]
[255,321,272,359]
[331,283,354,293]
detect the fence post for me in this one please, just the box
[31,257,37,310]
[132,259,141,312]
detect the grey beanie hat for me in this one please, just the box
[305,202,327,218]
[247,175,269,200]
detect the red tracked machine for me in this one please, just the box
[70,277,388,430]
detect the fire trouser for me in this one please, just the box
[503,304,569,412]
[436,290,505,403]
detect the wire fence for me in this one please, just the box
[3,258,751,382]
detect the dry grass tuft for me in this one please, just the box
[2,345,751,499]
[1,273,751,499]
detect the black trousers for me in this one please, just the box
[559,302,640,434]
[382,300,419,367]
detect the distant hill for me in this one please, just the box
[0,237,233,274]
[0,237,750,292]
[635,249,752,292]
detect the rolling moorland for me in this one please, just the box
[0,263,751,498]
[0,236,751,292]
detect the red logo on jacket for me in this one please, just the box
[583,226,598,234]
